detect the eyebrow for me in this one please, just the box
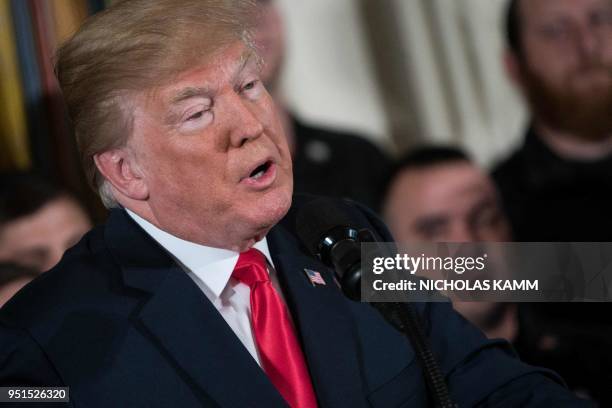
[467,196,500,218]
[415,216,449,232]
[233,48,263,82]
[169,49,262,106]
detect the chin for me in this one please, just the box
[231,194,291,252]
[244,186,292,233]
[261,187,292,225]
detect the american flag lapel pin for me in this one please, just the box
[303,268,326,286]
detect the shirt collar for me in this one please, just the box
[126,209,274,300]
[519,126,612,189]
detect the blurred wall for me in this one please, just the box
[276,0,391,148]
[276,0,527,166]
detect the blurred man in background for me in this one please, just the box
[495,0,612,241]
[0,172,91,273]
[494,1,612,402]
[254,0,391,211]
[383,146,517,342]
[384,146,609,403]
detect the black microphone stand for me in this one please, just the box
[319,227,458,408]
[372,302,458,408]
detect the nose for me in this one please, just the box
[227,95,265,148]
[448,222,478,243]
[575,23,599,60]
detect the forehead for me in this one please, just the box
[520,0,612,23]
[145,42,259,104]
[389,163,494,216]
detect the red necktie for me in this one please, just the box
[233,248,318,408]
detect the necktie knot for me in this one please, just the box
[233,248,270,288]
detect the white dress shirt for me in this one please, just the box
[127,209,282,367]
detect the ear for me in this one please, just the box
[503,48,525,89]
[94,149,149,201]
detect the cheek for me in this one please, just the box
[603,44,612,66]
[527,57,563,84]
[389,216,416,243]
[279,144,293,173]
[525,41,576,78]
[262,98,288,147]
[151,135,222,177]
[148,148,229,204]
[478,222,510,242]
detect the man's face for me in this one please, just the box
[0,198,92,272]
[127,42,293,251]
[384,162,510,243]
[516,0,612,138]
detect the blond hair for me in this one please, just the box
[55,0,257,207]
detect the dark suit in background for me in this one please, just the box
[292,118,392,212]
[493,127,612,405]
[493,127,612,242]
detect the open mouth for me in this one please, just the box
[248,160,273,180]
[240,159,277,190]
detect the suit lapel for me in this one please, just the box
[106,210,287,407]
[136,267,287,407]
[268,224,369,408]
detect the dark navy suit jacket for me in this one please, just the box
[0,198,591,407]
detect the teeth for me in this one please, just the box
[252,169,265,179]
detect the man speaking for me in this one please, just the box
[0,0,591,406]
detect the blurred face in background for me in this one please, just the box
[384,161,511,243]
[384,161,515,341]
[0,197,91,272]
[513,0,612,139]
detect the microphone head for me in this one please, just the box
[295,197,361,257]
[296,197,373,300]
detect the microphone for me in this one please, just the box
[295,197,375,300]
[295,197,458,408]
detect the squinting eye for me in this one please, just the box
[243,80,258,91]
[186,111,204,121]
[179,108,213,132]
